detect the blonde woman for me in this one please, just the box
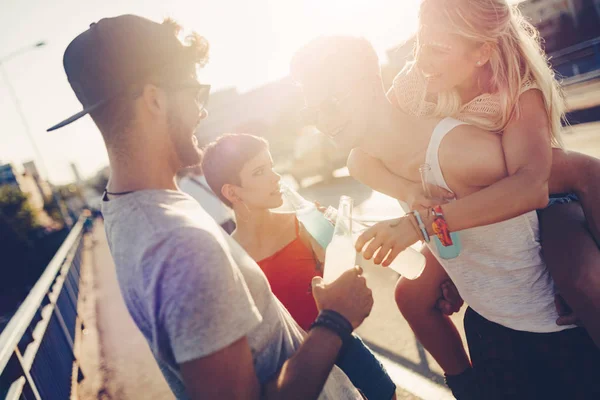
[343,0,600,396]
[291,33,600,399]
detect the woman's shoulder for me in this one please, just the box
[391,62,436,117]
[519,78,539,95]
[296,217,326,262]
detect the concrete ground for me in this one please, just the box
[77,224,174,400]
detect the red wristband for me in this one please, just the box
[431,206,453,246]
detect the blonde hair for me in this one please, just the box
[416,0,566,147]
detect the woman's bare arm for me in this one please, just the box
[439,89,552,231]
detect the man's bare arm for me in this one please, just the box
[180,267,372,400]
[180,329,342,400]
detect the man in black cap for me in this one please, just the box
[50,15,372,400]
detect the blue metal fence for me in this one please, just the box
[551,36,600,85]
[0,216,87,400]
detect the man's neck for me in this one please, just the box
[359,101,411,158]
[106,141,179,193]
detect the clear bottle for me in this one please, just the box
[324,207,426,280]
[279,183,335,249]
[419,164,461,259]
[323,196,356,283]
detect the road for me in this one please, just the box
[77,122,599,400]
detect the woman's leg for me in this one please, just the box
[539,201,600,348]
[394,246,470,375]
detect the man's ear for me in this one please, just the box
[139,83,168,118]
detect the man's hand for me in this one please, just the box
[405,181,453,211]
[555,294,581,326]
[312,266,374,329]
[436,280,464,315]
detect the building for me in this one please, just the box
[195,35,422,163]
[0,162,45,211]
[23,161,53,199]
[0,163,19,187]
[519,0,600,53]
[195,77,305,161]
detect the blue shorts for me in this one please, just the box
[547,193,579,208]
[336,335,396,400]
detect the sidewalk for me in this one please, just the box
[77,221,173,400]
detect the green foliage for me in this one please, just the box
[43,196,63,223]
[0,185,39,242]
[0,185,44,314]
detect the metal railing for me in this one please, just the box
[0,216,87,399]
[550,36,600,86]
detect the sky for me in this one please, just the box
[0,0,520,184]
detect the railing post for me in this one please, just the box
[0,217,87,400]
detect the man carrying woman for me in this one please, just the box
[290,17,600,397]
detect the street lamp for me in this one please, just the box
[0,41,72,227]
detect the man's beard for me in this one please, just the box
[167,110,203,169]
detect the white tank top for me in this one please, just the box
[424,118,575,333]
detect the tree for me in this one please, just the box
[0,185,39,242]
[0,185,41,314]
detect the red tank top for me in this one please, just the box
[257,218,323,331]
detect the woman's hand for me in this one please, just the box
[405,181,454,211]
[314,201,327,214]
[355,216,422,266]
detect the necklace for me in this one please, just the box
[102,188,136,201]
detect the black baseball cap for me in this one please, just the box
[48,15,188,132]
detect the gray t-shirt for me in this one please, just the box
[101,190,361,399]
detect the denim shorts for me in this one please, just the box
[336,335,396,400]
[547,193,579,208]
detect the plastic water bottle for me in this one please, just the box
[279,184,334,249]
[324,207,426,280]
[277,184,426,280]
[323,196,356,283]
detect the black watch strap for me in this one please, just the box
[309,310,353,354]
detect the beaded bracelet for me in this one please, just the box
[411,210,431,243]
[405,213,426,242]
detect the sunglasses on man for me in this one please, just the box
[133,82,211,111]
[300,90,353,134]
[166,82,211,110]
[299,76,376,136]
